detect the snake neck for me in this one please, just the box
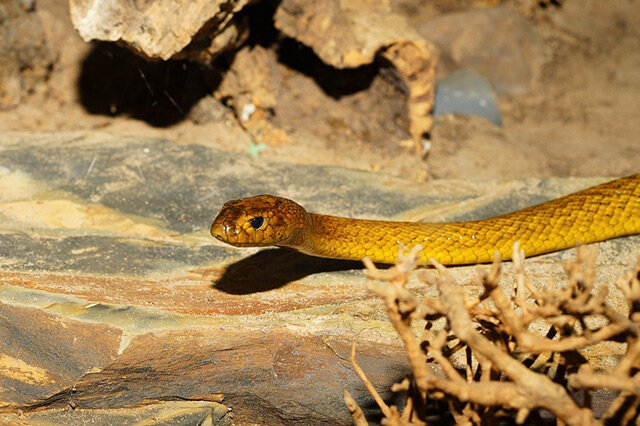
[283,212,443,263]
[284,213,364,260]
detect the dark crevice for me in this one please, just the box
[77,42,214,127]
[243,0,282,48]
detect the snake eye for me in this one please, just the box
[250,216,265,230]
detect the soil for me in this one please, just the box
[1,0,638,182]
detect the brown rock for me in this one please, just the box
[214,43,415,159]
[69,0,253,60]
[214,45,296,145]
[1,400,232,425]
[216,46,277,112]
[0,0,57,109]
[30,328,408,425]
[69,0,437,142]
[0,302,121,407]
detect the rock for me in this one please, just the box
[188,95,230,125]
[1,132,638,422]
[69,0,437,140]
[213,45,295,145]
[417,6,547,95]
[26,328,408,425]
[213,43,415,159]
[0,302,121,406]
[216,46,278,113]
[0,0,57,109]
[69,0,253,60]
[0,400,232,425]
[434,69,502,126]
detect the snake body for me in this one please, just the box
[211,174,640,265]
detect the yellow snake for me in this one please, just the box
[210,174,640,265]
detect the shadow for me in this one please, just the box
[77,43,215,127]
[356,385,456,425]
[243,0,281,48]
[243,0,379,99]
[275,37,379,99]
[213,248,365,294]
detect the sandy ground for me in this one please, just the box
[0,0,638,182]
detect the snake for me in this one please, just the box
[210,174,640,265]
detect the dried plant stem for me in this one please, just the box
[346,244,640,425]
[569,370,640,394]
[344,390,368,426]
[349,343,394,420]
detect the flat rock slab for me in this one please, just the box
[0,400,232,425]
[1,132,638,423]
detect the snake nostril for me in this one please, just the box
[218,224,233,237]
[210,223,225,240]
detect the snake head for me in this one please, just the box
[210,194,307,247]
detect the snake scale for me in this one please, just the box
[211,174,640,265]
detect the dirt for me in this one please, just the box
[0,0,638,182]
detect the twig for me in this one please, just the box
[349,343,394,419]
[569,367,640,395]
[344,389,368,426]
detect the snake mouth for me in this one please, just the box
[210,221,282,247]
[211,233,227,243]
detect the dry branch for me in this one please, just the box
[344,389,368,426]
[346,245,640,424]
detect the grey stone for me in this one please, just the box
[434,69,502,125]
